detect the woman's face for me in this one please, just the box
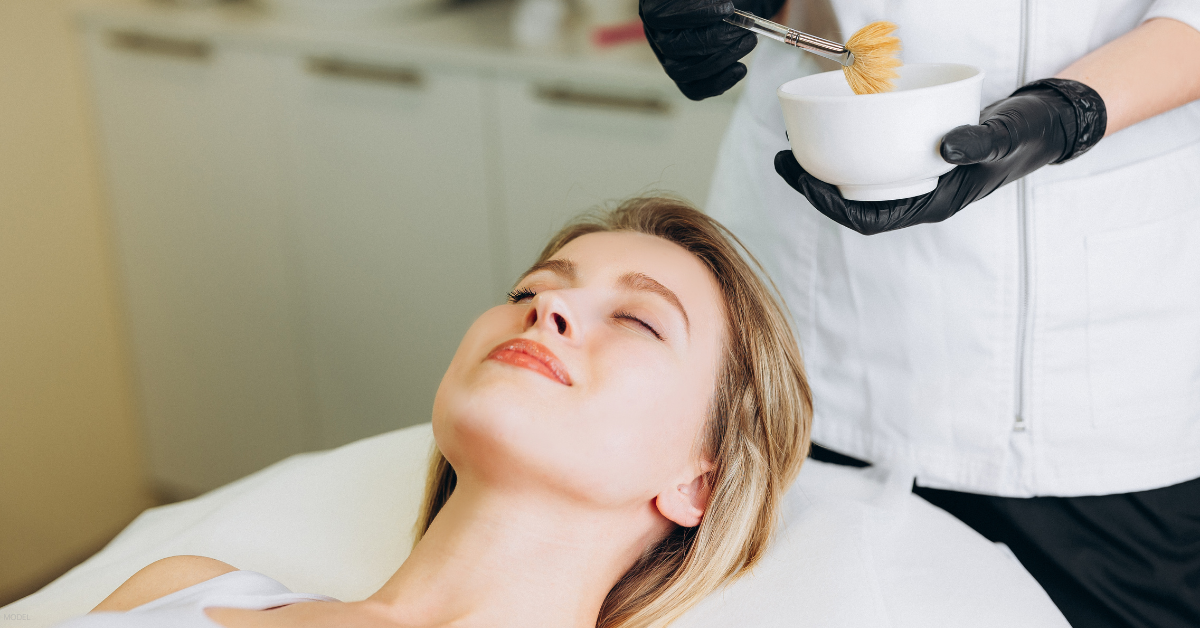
[433,231,725,512]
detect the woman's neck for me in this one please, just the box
[365,480,666,628]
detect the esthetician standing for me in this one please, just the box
[639,0,1200,625]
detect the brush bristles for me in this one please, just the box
[843,21,902,95]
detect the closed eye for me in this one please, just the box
[507,287,537,304]
[614,311,663,341]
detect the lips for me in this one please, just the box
[486,338,573,386]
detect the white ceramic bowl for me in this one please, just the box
[777,63,984,201]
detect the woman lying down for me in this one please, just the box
[60,196,813,628]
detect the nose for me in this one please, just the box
[524,291,574,339]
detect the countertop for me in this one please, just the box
[74,0,718,90]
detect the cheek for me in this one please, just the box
[569,342,711,499]
[434,309,500,412]
[432,307,529,457]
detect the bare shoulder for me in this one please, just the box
[91,555,239,612]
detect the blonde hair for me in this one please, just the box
[415,196,812,628]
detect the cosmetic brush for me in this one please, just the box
[724,10,902,95]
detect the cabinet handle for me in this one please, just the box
[107,31,211,61]
[533,86,671,116]
[306,58,423,88]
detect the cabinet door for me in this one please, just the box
[278,56,495,448]
[494,77,736,283]
[84,30,310,497]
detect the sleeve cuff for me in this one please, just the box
[1143,0,1200,33]
[1013,79,1108,163]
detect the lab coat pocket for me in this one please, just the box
[1085,210,1200,427]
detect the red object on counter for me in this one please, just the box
[591,20,646,47]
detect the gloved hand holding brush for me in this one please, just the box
[775,78,1107,235]
[639,0,784,100]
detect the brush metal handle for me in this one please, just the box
[724,10,855,66]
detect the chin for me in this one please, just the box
[433,384,619,505]
[432,362,559,486]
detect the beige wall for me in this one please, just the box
[0,0,153,605]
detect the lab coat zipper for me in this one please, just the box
[1013,0,1032,433]
[1014,179,1030,433]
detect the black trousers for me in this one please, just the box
[810,445,1200,628]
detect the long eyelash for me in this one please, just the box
[614,311,664,341]
[507,287,537,303]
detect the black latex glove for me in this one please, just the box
[640,0,785,100]
[775,78,1107,235]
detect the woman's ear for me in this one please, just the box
[654,460,714,528]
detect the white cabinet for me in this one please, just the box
[84,30,311,496]
[80,5,735,496]
[277,57,496,448]
[495,77,734,281]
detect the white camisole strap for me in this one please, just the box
[52,570,339,628]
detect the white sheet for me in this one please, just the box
[4,423,1069,627]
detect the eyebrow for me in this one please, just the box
[617,272,690,334]
[520,258,577,282]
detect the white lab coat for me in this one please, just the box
[706,0,1200,497]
